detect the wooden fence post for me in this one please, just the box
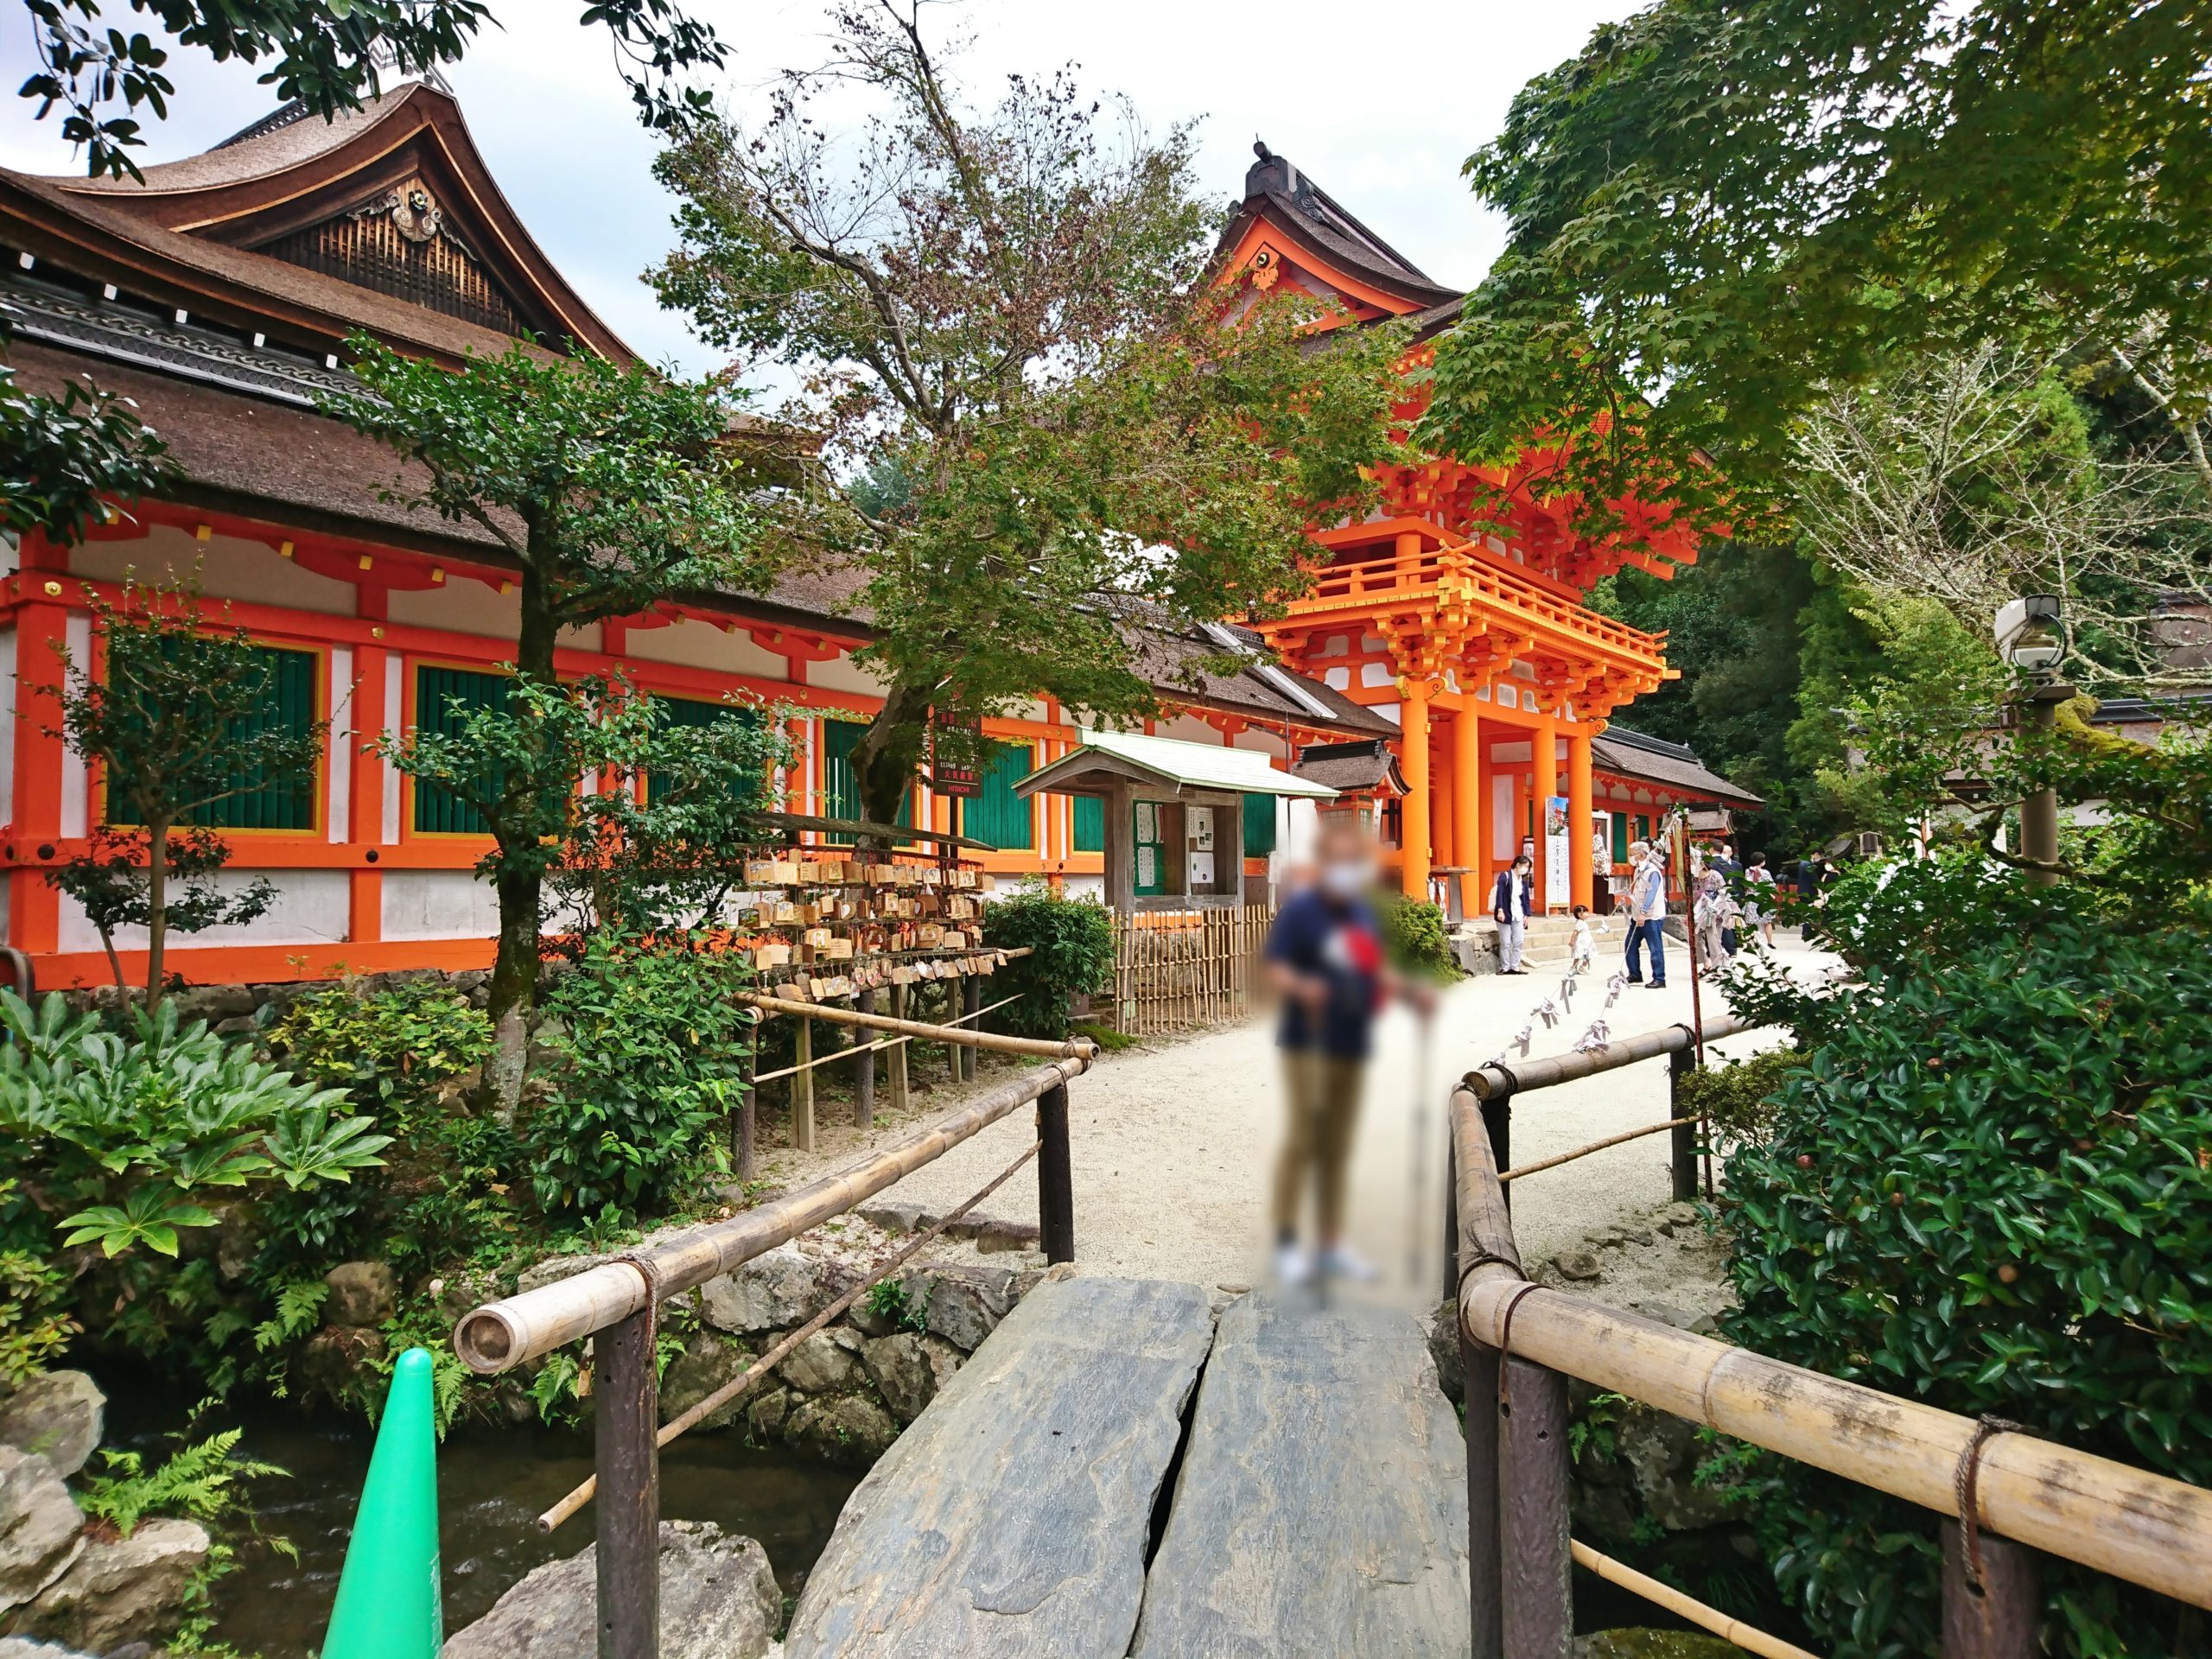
[1499,1355,1573,1659]
[889,982,911,1113]
[595,1300,661,1659]
[794,1015,815,1152]
[734,1084,756,1184]
[961,976,982,1082]
[1448,1128,1505,1659]
[1038,1082,1075,1264]
[1942,1523,2039,1659]
[1482,1095,1513,1214]
[855,988,877,1128]
[1668,1042,1699,1205]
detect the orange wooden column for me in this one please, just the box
[8,585,69,957]
[1430,730,1454,887]
[1567,727,1595,911]
[348,636,388,946]
[1452,702,1483,916]
[1532,709,1559,912]
[1399,679,1433,901]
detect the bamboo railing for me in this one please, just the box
[1444,1046,2212,1658]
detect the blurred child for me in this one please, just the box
[1568,904,1594,974]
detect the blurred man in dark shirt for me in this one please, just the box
[1263,817,1433,1285]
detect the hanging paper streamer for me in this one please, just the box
[1514,1025,1534,1056]
[1535,998,1560,1028]
[1573,1020,1612,1053]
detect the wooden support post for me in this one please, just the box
[794,1016,815,1152]
[595,1302,661,1659]
[1038,1082,1075,1264]
[961,976,982,1083]
[1942,1523,2040,1659]
[1442,1133,1461,1307]
[889,983,911,1113]
[1466,1336,1504,1659]
[1499,1356,1573,1659]
[1669,1045,1699,1205]
[1482,1095,1513,1215]
[854,988,877,1128]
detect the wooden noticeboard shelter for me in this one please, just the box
[1014,730,1337,914]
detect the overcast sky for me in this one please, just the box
[0,0,1637,379]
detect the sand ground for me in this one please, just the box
[748,928,1840,1312]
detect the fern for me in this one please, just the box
[252,1279,329,1353]
[78,1416,286,1539]
[531,1351,582,1423]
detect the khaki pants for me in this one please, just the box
[1274,1049,1368,1239]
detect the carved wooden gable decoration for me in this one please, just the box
[257,175,528,335]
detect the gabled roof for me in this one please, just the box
[1215,143,1462,316]
[2,79,629,361]
[1291,739,1408,797]
[1014,729,1338,802]
[1592,724,1763,809]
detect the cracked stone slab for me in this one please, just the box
[784,1276,1214,1659]
[1131,1290,1470,1657]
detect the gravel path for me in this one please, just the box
[749,931,1840,1311]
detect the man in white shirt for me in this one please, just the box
[1623,841,1669,989]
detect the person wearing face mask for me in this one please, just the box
[1262,817,1433,1286]
[1491,853,1535,974]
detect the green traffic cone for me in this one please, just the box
[322,1345,443,1659]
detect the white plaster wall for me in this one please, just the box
[1058,873,1105,905]
[1323,666,1351,690]
[1152,713,1223,746]
[61,869,350,953]
[1230,728,1288,758]
[380,868,500,941]
[60,614,88,837]
[1493,773,1516,859]
[388,582,521,639]
[1359,662,1395,689]
[71,528,359,616]
[621,618,789,678]
[327,645,353,843]
[1372,702,1401,727]
[380,654,403,842]
[807,651,888,697]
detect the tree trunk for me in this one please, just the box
[143,817,170,1007]
[98,926,126,996]
[851,679,934,835]
[481,568,560,1119]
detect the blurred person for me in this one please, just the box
[1568,903,1595,974]
[1624,840,1669,989]
[1694,867,1735,975]
[1744,854,1777,947]
[1263,816,1433,1287]
[1491,853,1535,975]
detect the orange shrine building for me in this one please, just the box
[1225,145,1758,912]
[0,82,1753,993]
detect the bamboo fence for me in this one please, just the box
[1109,905,1274,1036]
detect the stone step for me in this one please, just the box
[782,1276,1215,1659]
[1129,1292,1470,1657]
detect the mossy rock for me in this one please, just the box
[1580,1631,1743,1659]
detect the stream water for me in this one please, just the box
[103,1383,861,1658]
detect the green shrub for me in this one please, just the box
[1376,892,1459,982]
[979,887,1115,1039]
[270,979,493,1123]
[524,938,753,1218]
[1675,1046,1800,1147]
[1719,912,2212,1658]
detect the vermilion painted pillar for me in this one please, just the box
[1431,731,1454,888]
[348,637,388,947]
[1532,709,1559,912]
[9,592,69,957]
[1400,679,1433,901]
[1452,702,1482,917]
[1567,728,1595,912]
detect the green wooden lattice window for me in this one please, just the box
[1611,812,1629,863]
[963,740,1035,852]
[412,664,511,836]
[821,717,914,843]
[1243,793,1277,858]
[1072,795,1104,853]
[112,643,321,832]
[645,695,765,804]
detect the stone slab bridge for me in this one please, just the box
[785,1278,1466,1656]
[454,1024,2212,1659]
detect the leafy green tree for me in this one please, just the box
[1,303,169,545]
[16,0,727,181]
[48,825,276,995]
[650,3,1409,828]
[50,578,327,1005]
[1424,0,2212,543]
[330,339,785,1111]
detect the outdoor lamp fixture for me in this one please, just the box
[1994,594,2067,674]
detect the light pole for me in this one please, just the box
[1993,596,2069,886]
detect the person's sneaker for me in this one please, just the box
[1273,1241,1313,1287]
[1317,1243,1380,1284]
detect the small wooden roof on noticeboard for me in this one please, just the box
[1012,729,1337,803]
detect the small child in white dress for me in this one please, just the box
[1568,904,1595,974]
